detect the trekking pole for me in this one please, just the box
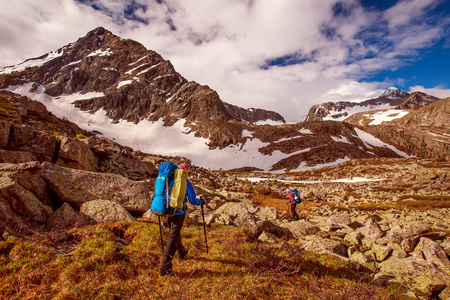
[157,216,164,253]
[200,196,208,254]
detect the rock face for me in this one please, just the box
[41,162,151,214]
[395,97,450,127]
[0,173,53,227]
[223,102,285,124]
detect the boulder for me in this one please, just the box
[258,231,277,243]
[414,237,450,276]
[358,219,384,240]
[441,239,450,257]
[46,202,78,230]
[375,256,450,299]
[0,175,53,227]
[41,162,151,214]
[234,212,287,239]
[0,150,38,164]
[326,213,352,230]
[299,235,348,258]
[255,206,277,220]
[366,244,392,262]
[6,162,50,205]
[349,251,377,273]
[80,199,136,223]
[385,222,432,245]
[343,231,363,247]
[58,136,98,171]
[281,220,320,238]
[215,213,232,225]
[214,202,258,220]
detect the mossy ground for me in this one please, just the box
[0,221,409,299]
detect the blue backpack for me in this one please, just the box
[292,189,301,204]
[150,161,178,216]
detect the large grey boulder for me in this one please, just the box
[281,220,321,238]
[375,256,450,299]
[41,162,151,214]
[80,199,136,223]
[327,213,352,230]
[299,235,348,258]
[255,206,277,220]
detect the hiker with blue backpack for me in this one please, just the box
[286,188,301,220]
[150,162,205,276]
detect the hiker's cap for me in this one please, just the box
[178,163,189,171]
[285,189,290,194]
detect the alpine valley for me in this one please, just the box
[1,27,448,172]
[1,28,450,299]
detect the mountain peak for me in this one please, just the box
[380,87,407,99]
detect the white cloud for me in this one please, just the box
[0,0,449,122]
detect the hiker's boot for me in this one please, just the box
[160,268,175,276]
[179,248,189,260]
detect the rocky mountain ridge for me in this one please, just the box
[223,102,285,124]
[305,87,439,122]
[0,27,282,127]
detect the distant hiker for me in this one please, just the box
[159,163,205,276]
[286,188,299,221]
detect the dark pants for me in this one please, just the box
[290,203,299,220]
[160,213,186,272]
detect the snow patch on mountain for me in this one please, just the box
[365,109,409,125]
[117,80,133,88]
[254,119,285,125]
[3,82,329,172]
[0,51,64,75]
[323,103,391,121]
[354,128,410,157]
[331,136,351,144]
[87,48,113,57]
[299,128,313,134]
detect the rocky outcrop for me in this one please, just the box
[223,102,285,124]
[395,97,450,127]
[0,163,53,232]
[41,162,151,214]
[395,91,439,110]
[79,199,136,223]
[305,87,410,122]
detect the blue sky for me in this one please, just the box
[0,0,449,121]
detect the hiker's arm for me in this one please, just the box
[186,180,202,206]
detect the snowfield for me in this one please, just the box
[5,83,411,172]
